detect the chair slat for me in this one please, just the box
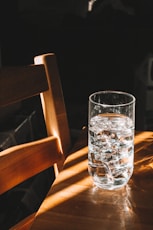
[0,64,49,107]
[0,136,62,195]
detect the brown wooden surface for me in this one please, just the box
[0,53,71,229]
[10,214,36,230]
[0,64,48,107]
[0,53,71,195]
[0,136,61,195]
[31,131,153,230]
[34,54,71,171]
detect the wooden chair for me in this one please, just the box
[0,53,72,229]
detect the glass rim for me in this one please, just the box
[89,90,136,107]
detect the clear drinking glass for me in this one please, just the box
[88,90,136,190]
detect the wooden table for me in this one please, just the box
[31,130,153,230]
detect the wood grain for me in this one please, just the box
[31,131,153,230]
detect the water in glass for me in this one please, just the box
[88,113,134,190]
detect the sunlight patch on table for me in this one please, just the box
[37,176,91,215]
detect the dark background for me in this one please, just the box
[1,0,153,130]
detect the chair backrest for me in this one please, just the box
[0,53,71,229]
